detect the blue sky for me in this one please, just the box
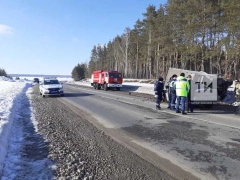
[0,0,166,75]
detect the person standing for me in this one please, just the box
[154,77,165,110]
[166,77,173,109]
[169,74,177,110]
[175,73,190,115]
[186,75,194,112]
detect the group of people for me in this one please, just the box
[154,73,193,115]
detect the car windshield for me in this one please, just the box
[44,80,59,85]
[109,73,121,78]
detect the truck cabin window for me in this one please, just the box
[109,73,121,78]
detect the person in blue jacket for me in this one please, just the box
[154,77,165,110]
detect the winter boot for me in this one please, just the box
[156,105,161,110]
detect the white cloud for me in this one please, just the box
[72,37,79,42]
[0,24,13,35]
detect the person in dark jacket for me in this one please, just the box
[154,77,165,110]
[186,75,194,112]
[166,77,173,108]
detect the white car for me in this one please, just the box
[39,78,64,97]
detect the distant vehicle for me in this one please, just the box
[39,78,64,97]
[90,70,123,91]
[33,78,39,83]
[15,77,20,80]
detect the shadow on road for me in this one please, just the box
[121,85,140,91]
[63,92,94,97]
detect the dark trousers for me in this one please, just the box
[168,91,171,108]
[186,100,194,112]
[156,95,162,106]
[170,92,176,109]
[176,96,186,112]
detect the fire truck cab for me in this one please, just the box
[90,70,123,91]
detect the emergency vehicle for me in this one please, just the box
[90,70,123,91]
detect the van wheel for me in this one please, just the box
[116,87,120,91]
[204,104,213,109]
[104,83,108,91]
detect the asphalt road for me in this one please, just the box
[61,83,240,180]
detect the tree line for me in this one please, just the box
[0,67,7,76]
[71,63,88,81]
[82,0,239,80]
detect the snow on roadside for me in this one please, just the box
[0,81,27,176]
[0,81,54,179]
[0,76,9,81]
[14,76,74,83]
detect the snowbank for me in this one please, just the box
[0,76,9,81]
[57,77,74,83]
[123,78,155,84]
[0,81,29,176]
[1,85,54,179]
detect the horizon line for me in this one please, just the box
[9,73,71,76]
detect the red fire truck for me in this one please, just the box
[90,70,123,91]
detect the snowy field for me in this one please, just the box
[11,76,74,83]
[0,77,53,179]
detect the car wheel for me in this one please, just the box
[61,94,64,97]
[39,91,42,95]
[204,104,213,109]
[42,95,45,98]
